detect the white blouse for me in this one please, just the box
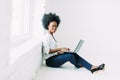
[42,32,58,59]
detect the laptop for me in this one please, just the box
[69,40,84,53]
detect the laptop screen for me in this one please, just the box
[74,40,84,53]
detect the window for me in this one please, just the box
[10,0,46,64]
[11,0,32,47]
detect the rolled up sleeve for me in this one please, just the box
[42,36,50,55]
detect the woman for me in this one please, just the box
[42,12,105,74]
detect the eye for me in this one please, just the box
[52,25,57,28]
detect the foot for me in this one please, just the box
[91,64,105,73]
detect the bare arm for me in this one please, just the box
[49,47,70,54]
[49,48,61,53]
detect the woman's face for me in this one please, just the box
[48,21,58,34]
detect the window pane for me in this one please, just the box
[11,0,31,37]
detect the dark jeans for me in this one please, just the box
[46,52,92,71]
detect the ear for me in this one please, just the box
[48,25,50,30]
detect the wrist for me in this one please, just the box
[57,48,61,51]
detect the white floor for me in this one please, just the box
[33,62,116,80]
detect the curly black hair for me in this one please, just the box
[42,12,61,30]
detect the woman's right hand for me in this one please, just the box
[57,51,64,54]
[60,47,70,52]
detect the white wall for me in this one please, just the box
[45,0,120,79]
[32,0,45,39]
[0,0,12,80]
[0,0,11,74]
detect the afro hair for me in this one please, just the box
[42,12,61,30]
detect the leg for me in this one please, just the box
[46,52,105,73]
[46,53,80,68]
[68,52,93,71]
[71,53,105,73]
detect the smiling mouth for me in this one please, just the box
[53,29,56,31]
[53,30,56,32]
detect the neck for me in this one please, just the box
[48,31,53,35]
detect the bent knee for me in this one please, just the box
[64,53,75,59]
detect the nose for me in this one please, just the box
[53,26,57,29]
